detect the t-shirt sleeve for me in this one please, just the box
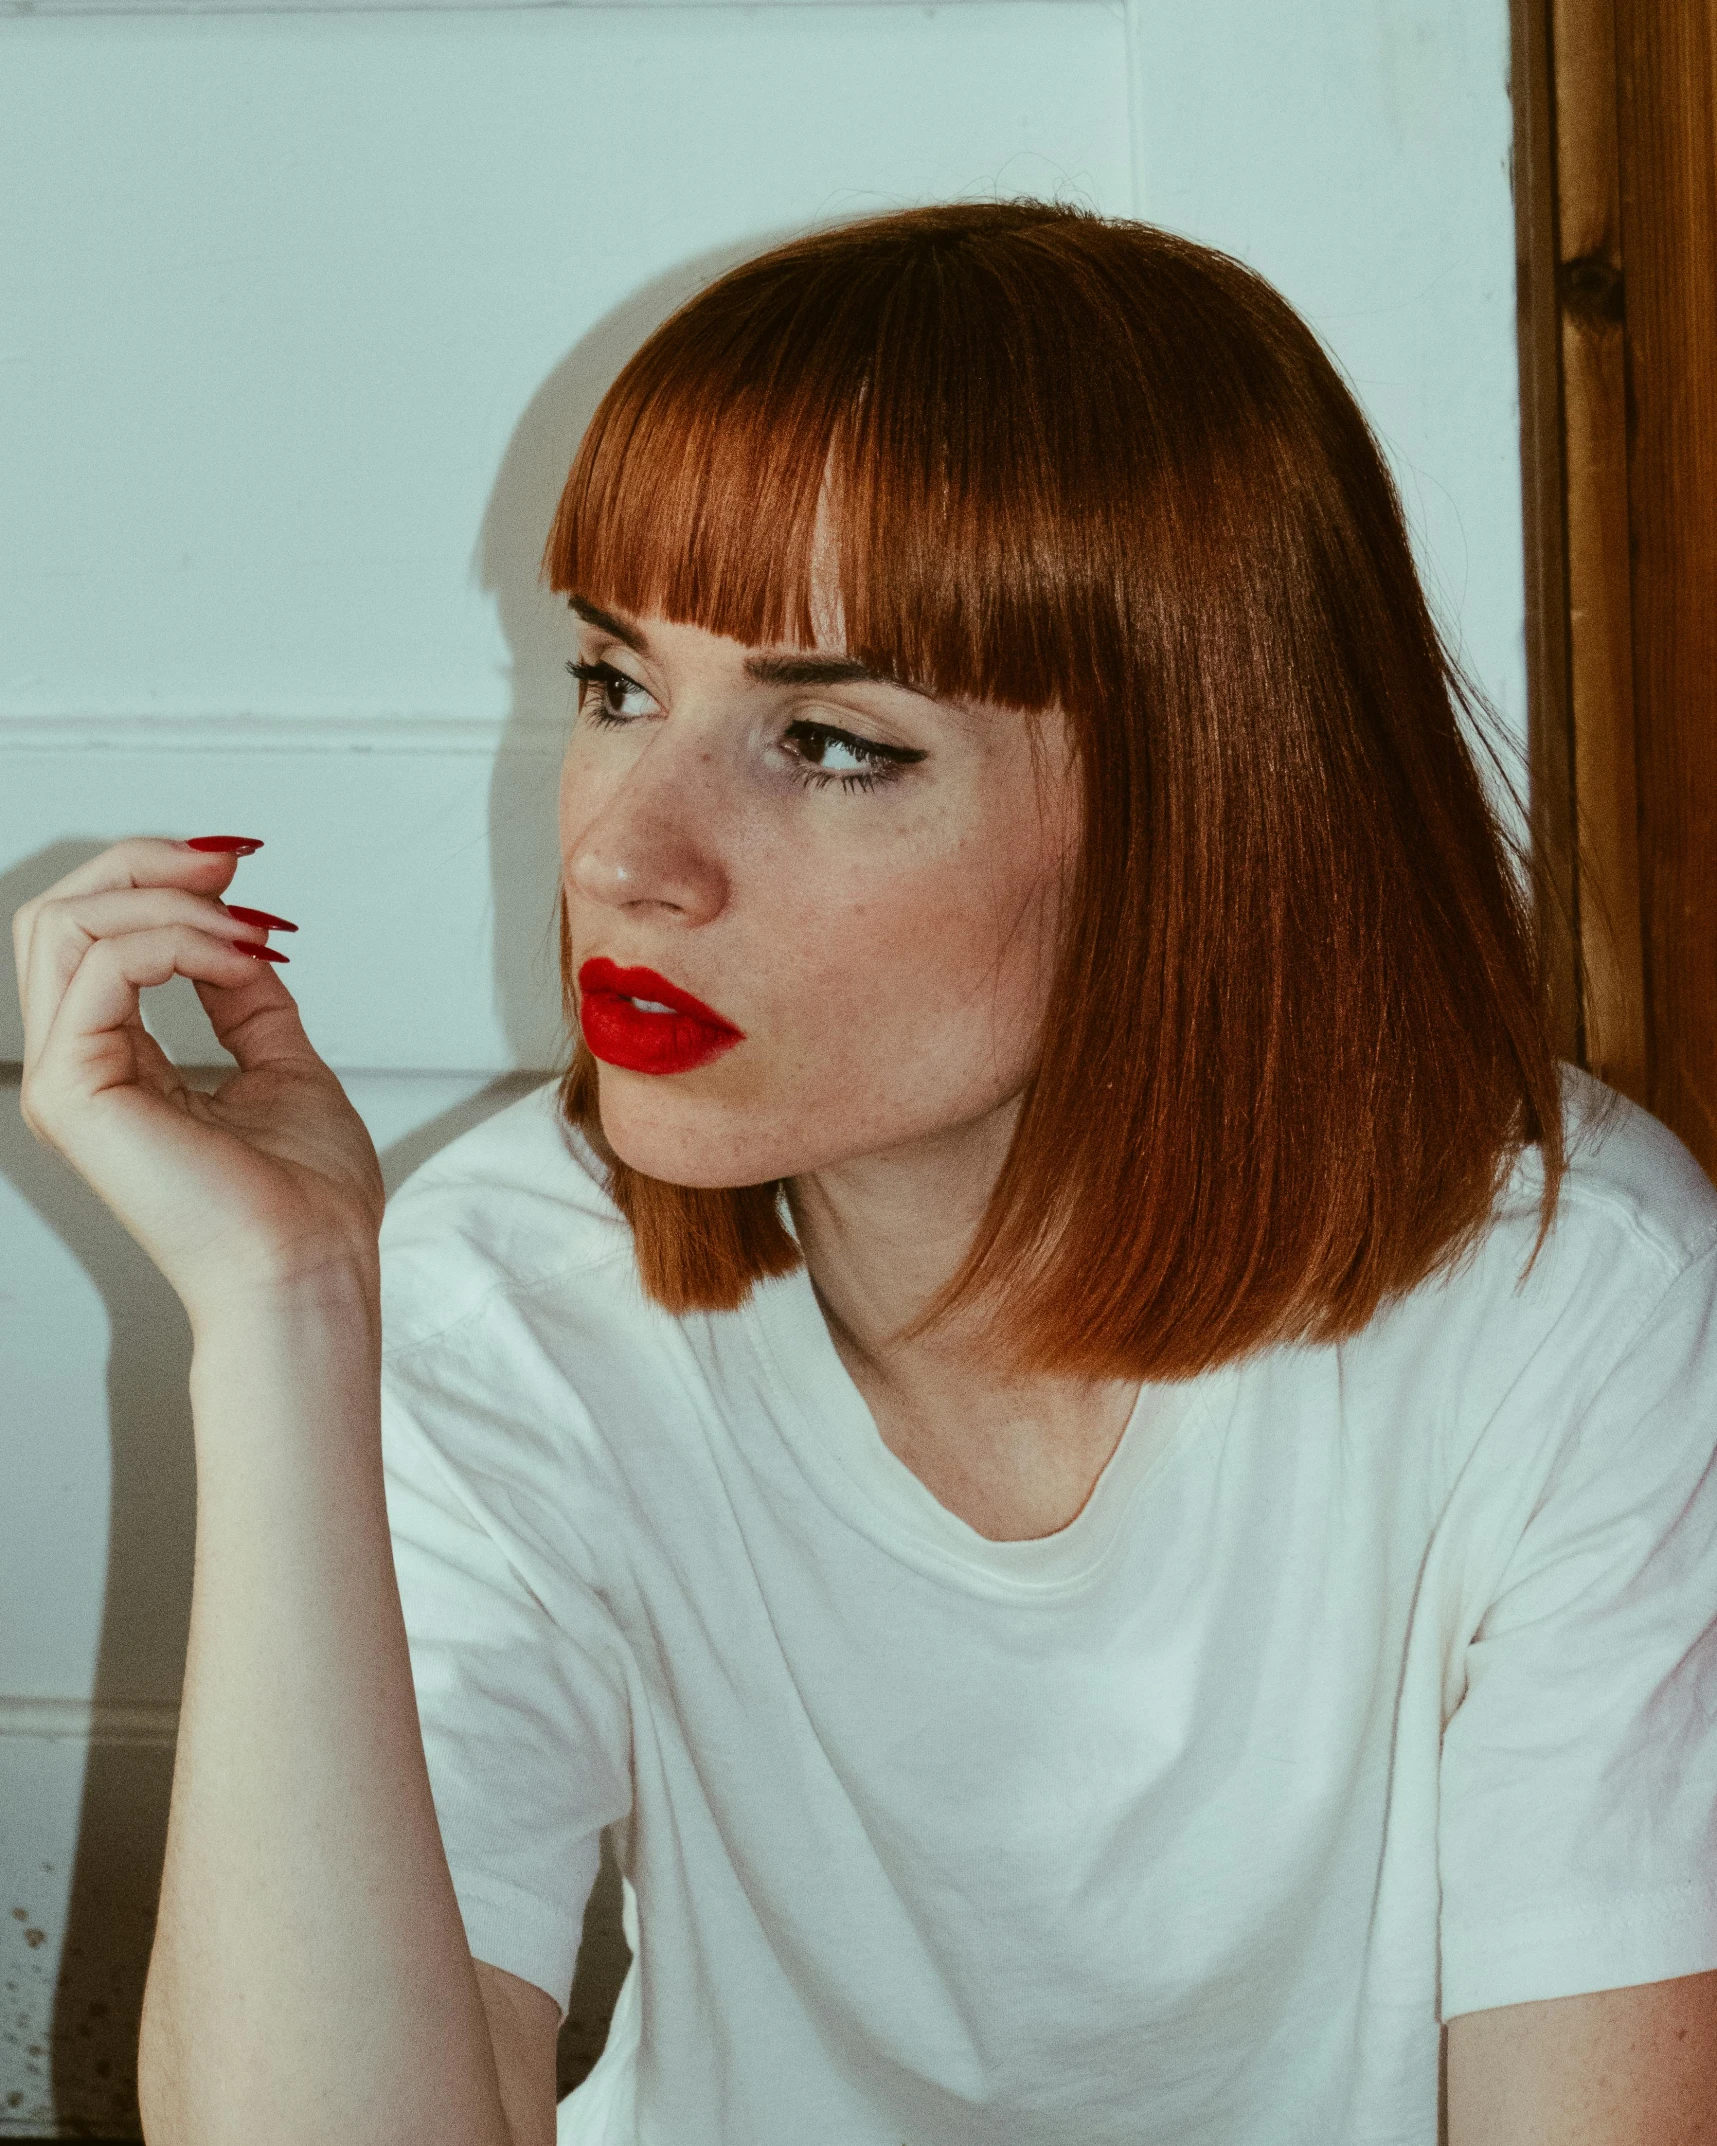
[1438,1237,1717,2018]
[381,1341,634,2026]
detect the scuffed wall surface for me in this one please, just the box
[2,1735,170,2138]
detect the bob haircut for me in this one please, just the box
[544,199,1573,1384]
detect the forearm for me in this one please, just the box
[138,1262,514,2146]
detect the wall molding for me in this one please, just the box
[4,0,1072,15]
[0,712,565,756]
[0,1695,178,1746]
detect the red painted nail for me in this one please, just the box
[232,941,289,963]
[185,835,264,855]
[225,905,298,933]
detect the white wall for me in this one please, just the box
[0,1,1521,2129]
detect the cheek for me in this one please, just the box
[771,845,1055,1085]
[781,846,965,996]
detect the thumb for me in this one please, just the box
[191,965,326,1075]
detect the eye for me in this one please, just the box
[567,659,655,724]
[782,720,917,794]
[566,659,925,795]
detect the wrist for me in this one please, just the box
[186,1243,382,1357]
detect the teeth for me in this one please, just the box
[627,996,676,1014]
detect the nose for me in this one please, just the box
[562,727,732,926]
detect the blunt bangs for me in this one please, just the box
[543,201,1575,1381]
[545,207,1162,722]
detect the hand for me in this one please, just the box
[13,836,385,1323]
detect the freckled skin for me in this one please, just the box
[559,602,1148,1545]
[559,612,1080,1198]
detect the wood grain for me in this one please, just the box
[1528,0,1717,1173]
[1614,0,1717,1172]
[1512,0,1581,1063]
[1551,0,1650,1102]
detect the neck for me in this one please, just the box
[784,1095,1018,1385]
[785,1099,1143,1542]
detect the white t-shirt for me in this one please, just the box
[378,1063,1717,2146]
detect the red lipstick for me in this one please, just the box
[577,957,745,1076]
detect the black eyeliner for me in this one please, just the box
[565,659,926,779]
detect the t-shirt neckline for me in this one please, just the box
[739,1255,1231,1600]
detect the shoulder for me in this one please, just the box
[378,1079,635,1362]
[1444,1063,1717,1346]
[1334,1067,1717,1477]
[1517,1062,1717,1278]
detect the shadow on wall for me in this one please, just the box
[0,1049,585,2136]
[475,228,804,1071]
[0,839,197,2130]
[0,222,812,2136]
[0,1016,591,2134]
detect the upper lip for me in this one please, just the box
[577,957,743,1034]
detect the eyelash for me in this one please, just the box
[566,659,911,796]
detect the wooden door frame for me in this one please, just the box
[1512,0,1717,1178]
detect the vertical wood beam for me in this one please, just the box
[1523,0,1717,1172]
[1551,0,1650,1104]
[1512,0,1581,1064]
[1613,0,1717,1170]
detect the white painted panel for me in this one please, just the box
[1127,0,1528,842]
[0,5,1134,724]
[0,724,569,1068]
[1,1,1135,1074]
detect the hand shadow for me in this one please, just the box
[476,224,810,1080]
[1,844,542,2133]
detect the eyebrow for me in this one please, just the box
[568,594,938,701]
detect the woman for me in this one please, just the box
[13,202,1717,2145]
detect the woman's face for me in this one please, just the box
[558,592,1082,1191]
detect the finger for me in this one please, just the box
[25,925,296,1142]
[29,836,259,908]
[188,965,322,1076]
[122,1012,192,1105]
[12,837,256,1020]
[18,884,286,1073]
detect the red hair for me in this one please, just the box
[543,200,1571,1382]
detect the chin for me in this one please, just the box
[595,1072,796,1190]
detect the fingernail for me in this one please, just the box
[233,941,289,963]
[185,835,264,855]
[225,905,298,933]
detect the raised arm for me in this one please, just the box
[12,837,524,2146]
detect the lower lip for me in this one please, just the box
[579,991,744,1076]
